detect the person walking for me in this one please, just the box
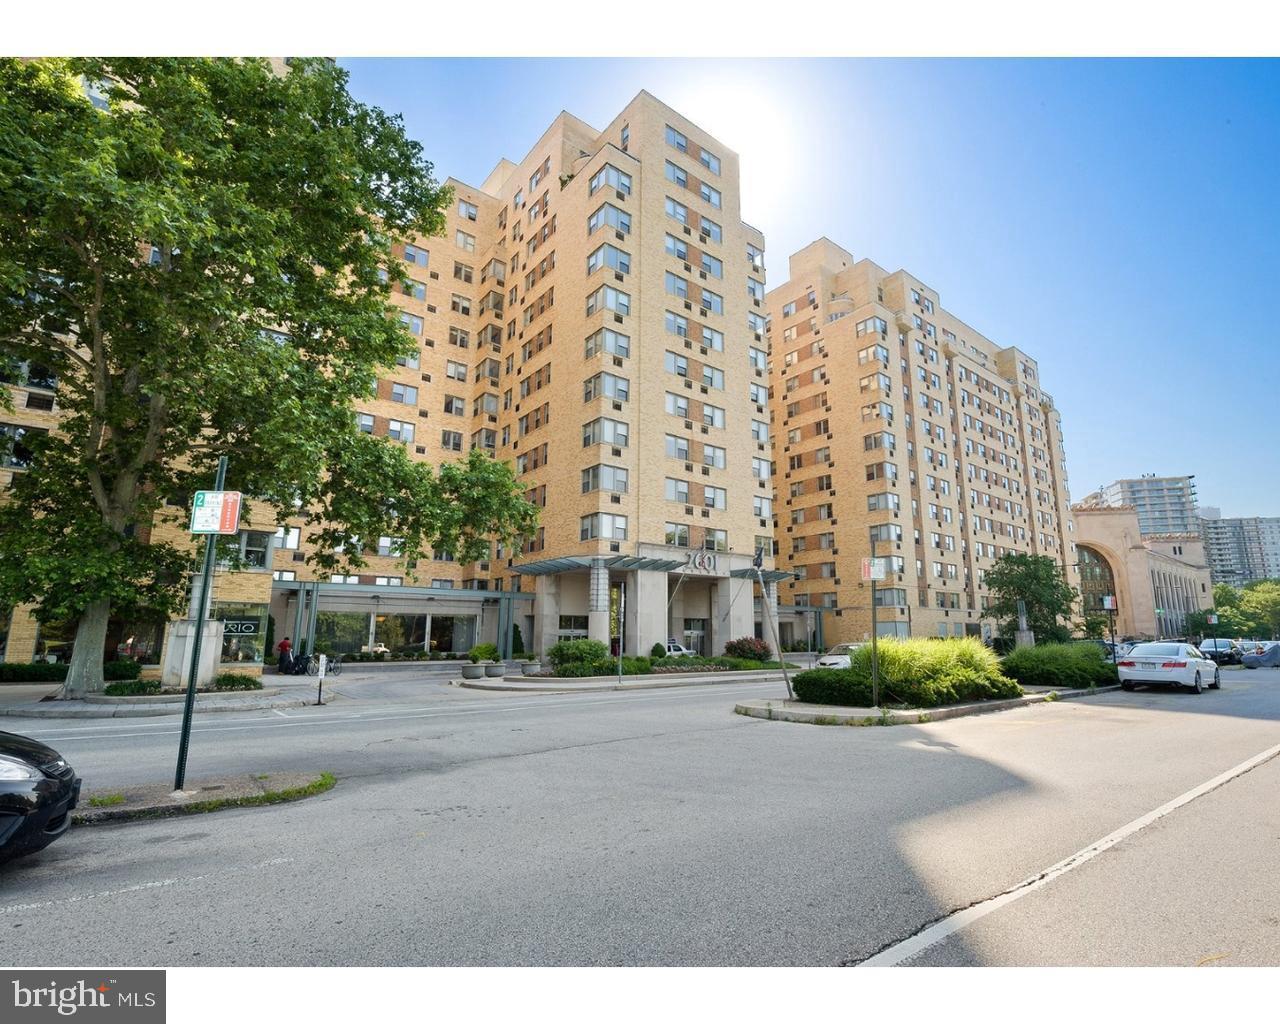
[276,636,293,674]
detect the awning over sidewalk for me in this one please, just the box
[513,554,685,576]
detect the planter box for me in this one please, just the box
[460,664,485,680]
[520,662,540,675]
[484,663,506,678]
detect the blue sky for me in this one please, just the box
[341,58,1280,518]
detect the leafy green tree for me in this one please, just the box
[0,58,538,697]
[1241,581,1280,639]
[1075,613,1108,639]
[984,553,1076,644]
[1209,583,1265,638]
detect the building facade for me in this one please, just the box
[1084,475,1199,535]
[764,239,1079,645]
[2,89,784,670]
[1073,505,1212,638]
[1198,510,1280,585]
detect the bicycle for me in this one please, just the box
[303,652,343,676]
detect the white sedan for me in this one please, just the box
[1117,642,1220,693]
[815,643,865,669]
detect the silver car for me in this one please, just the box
[815,643,865,669]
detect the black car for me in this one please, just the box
[0,730,81,864]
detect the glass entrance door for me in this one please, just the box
[683,618,708,656]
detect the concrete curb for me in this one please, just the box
[74,771,335,825]
[459,669,793,693]
[84,687,283,704]
[0,694,316,719]
[734,685,1122,726]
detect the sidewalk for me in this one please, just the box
[459,668,794,693]
[0,681,319,719]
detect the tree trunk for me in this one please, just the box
[57,597,112,700]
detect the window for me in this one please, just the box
[856,316,888,337]
[584,328,630,359]
[582,417,629,448]
[665,124,688,152]
[702,219,723,243]
[355,413,374,434]
[751,420,769,443]
[272,570,296,582]
[580,513,627,541]
[586,285,630,317]
[588,203,631,235]
[704,528,728,552]
[665,351,689,377]
[702,325,724,351]
[665,522,689,547]
[451,293,471,315]
[387,420,414,444]
[399,312,423,336]
[446,360,467,381]
[704,485,727,510]
[588,243,631,275]
[403,244,429,267]
[747,243,764,270]
[665,196,688,225]
[589,163,632,196]
[748,347,768,371]
[440,430,463,452]
[582,464,629,494]
[458,199,478,221]
[403,279,426,301]
[665,434,691,460]
[454,262,474,283]
[869,524,903,543]
[377,535,403,557]
[583,372,629,402]
[274,526,301,550]
[753,495,772,518]
[666,310,690,338]
[751,457,770,479]
[705,444,727,469]
[665,233,689,261]
[665,392,690,418]
[704,403,726,428]
[664,160,688,188]
[665,271,689,300]
[701,365,724,390]
[665,478,690,504]
[702,253,724,279]
[449,326,470,348]
[782,300,797,317]
[699,147,720,175]
[701,289,723,315]
[455,230,475,253]
[858,344,890,365]
[747,278,764,301]
[867,492,900,512]
[700,182,721,208]
[390,383,418,405]
[444,395,466,415]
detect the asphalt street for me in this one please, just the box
[2,667,1277,966]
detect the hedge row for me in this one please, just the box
[794,638,1021,708]
[1000,643,1118,689]
[0,659,142,683]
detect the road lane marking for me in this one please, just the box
[0,858,293,916]
[855,739,1280,967]
[271,709,290,718]
[16,683,786,743]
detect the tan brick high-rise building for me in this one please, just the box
[766,239,1079,646]
[3,89,783,670]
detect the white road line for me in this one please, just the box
[857,739,1280,967]
[271,709,290,718]
[16,682,785,743]
[0,858,293,916]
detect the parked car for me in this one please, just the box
[360,643,390,655]
[664,639,697,658]
[1242,642,1280,669]
[815,643,866,669]
[1198,639,1242,665]
[0,730,81,864]
[1075,638,1119,660]
[1116,642,1220,693]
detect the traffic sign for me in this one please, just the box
[1101,595,1117,611]
[1206,613,1219,625]
[861,557,888,582]
[190,490,243,535]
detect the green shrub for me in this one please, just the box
[544,655,652,677]
[723,636,771,661]
[547,638,609,669]
[795,638,1020,708]
[651,642,668,660]
[212,672,263,691]
[1001,643,1118,689]
[468,642,500,664]
[0,662,69,683]
[103,659,143,681]
[794,668,873,706]
[103,678,162,696]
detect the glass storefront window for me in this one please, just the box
[213,602,268,664]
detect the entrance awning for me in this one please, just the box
[729,568,797,583]
[514,554,685,576]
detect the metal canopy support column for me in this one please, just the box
[305,581,320,657]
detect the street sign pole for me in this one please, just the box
[870,538,880,709]
[174,455,227,792]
